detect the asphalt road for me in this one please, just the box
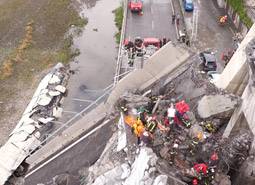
[182,0,235,72]
[25,120,113,185]
[125,0,177,41]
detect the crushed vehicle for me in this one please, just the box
[207,71,221,83]
[199,51,217,72]
[128,0,143,13]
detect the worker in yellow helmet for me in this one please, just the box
[132,118,145,145]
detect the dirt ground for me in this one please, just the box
[0,0,86,145]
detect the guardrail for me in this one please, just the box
[114,0,128,86]
[27,83,114,156]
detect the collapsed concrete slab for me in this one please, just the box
[197,94,240,119]
[0,63,69,184]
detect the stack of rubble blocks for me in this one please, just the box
[117,88,251,185]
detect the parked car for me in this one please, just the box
[183,0,194,12]
[199,51,217,71]
[207,71,220,83]
[129,0,143,13]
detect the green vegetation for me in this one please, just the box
[0,0,87,118]
[114,5,124,43]
[228,0,253,28]
[0,0,87,81]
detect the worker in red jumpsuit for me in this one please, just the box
[193,163,208,175]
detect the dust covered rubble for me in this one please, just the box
[0,63,70,184]
[82,62,252,185]
[82,129,167,185]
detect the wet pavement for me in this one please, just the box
[125,0,176,41]
[61,0,119,122]
[182,0,235,72]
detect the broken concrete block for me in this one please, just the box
[48,90,61,97]
[152,175,168,185]
[213,173,231,185]
[188,124,205,141]
[38,94,53,106]
[53,173,80,185]
[159,146,170,159]
[55,85,66,93]
[120,163,130,180]
[233,155,255,185]
[49,75,61,85]
[53,107,63,118]
[38,117,54,124]
[118,92,150,109]
[197,94,240,119]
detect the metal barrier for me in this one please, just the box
[28,83,114,156]
[114,0,128,86]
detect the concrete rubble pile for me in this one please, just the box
[81,62,253,185]
[81,127,168,185]
[0,63,69,184]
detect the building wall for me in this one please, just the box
[215,24,255,94]
[219,24,255,144]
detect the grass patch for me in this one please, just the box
[113,5,124,44]
[0,0,87,103]
[227,0,253,28]
[0,0,87,80]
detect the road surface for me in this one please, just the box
[125,0,176,41]
[182,0,235,71]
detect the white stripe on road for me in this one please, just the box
[25,118,110,178]
[152,20,154,30]
[72,98,93,103]
[151,6,153,14]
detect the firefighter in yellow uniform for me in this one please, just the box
[132,118,144,145]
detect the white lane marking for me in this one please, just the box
[151,6,153,14]
[191,8,198,41]
[25,119,110,178]
[152,20,154,30]
[72,98,93,103]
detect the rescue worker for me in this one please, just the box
[146,116,158,133]
[192,163,208,180]
[167,103,176,130]
[162,37,167,46]
[219,15,227,24]
[137,106,148,125]
[159,39,163,48]
[192,178,198,185]
[176,14,180,26]
[141,130,152,146]
[172,14,176,24]
[204,121,216,133]
[132,118,144,145]
[209,152,219,167]
[185,39,190,47]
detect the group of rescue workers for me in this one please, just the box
[123,99,191,146]
[120,96,220,185]
[124,37,169,66]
